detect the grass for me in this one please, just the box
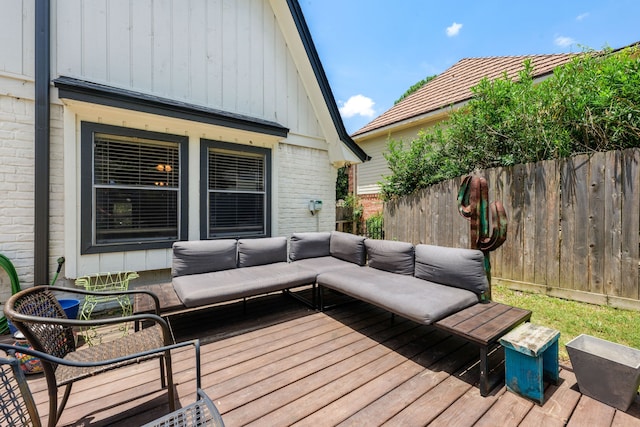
[492,283,640,363]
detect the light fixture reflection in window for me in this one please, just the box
[155,164,173,186]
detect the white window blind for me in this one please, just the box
[207,148,266,237]
[94,134,180,244]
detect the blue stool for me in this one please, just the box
[499,323,560,404]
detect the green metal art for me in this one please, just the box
[457,175,508,300]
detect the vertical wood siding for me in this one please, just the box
[384,149,640,307]
[54,0,320,137]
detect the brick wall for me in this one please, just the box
[0,94,35,299]
[360,193,384,220]
[0,94,65,301]
[277,143,337,236]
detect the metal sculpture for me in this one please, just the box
[457,175,508,300]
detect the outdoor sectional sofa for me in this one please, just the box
[170,230,488,325]
[141,230,530,397]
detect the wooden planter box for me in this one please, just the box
[566,334,640,411]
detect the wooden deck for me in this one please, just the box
[15,291,640,426]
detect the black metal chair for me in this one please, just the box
[4,285,189,427]
[0,340,224,426]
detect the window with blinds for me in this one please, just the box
[80,122,187,253]
[93,134,180,244]
[205,143,270,238]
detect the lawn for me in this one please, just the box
[492,283,640,363]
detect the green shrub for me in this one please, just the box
[380,45,640,200]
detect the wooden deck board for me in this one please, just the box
[5,291,637,426]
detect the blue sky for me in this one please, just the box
[299,1,640,134]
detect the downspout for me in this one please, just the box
[34,0,50,285]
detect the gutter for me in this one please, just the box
[34,0,50,285]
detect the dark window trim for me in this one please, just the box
[80,122,189,254]
[54,76,289,138]
[200,140,272,240]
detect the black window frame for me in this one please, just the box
[80,122,189,254]
[200,139,271,240]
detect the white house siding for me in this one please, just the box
[0,0,346,288]
[356,125,421,195]
[54,0,321,139]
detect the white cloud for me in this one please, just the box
[576,12,589,21]
[338,95,375,118]
[554,36,576,47]
[446,22,463,37]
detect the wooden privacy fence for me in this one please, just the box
[384,148,640,310]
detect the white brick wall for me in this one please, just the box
[277,143,337,237]
[0,94,67,307]
[0,94,35,302]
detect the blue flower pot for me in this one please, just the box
[58,299,80,319]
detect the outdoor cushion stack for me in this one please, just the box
[171,230,489,325]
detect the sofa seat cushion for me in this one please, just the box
[317,267,479,325]
[173,262,317,308]
[291,256,362,275]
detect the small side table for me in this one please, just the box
[499,323,560,404]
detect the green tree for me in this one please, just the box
[394,75,437,105]
[336,166,349,201]
[380,45,640,200]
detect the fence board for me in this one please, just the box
[546,160,561,288]
[491,168,504,278]
[588,153,606,295]
[523,162,537,284]
[621,149,640,299]
[560,158,576,289]
[511,164,526,281]
[573,154,590,292]
[533,161,548,285]
[604,151,622,297]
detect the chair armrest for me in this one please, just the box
[0,339,201,385]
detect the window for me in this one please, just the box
[81,123,188,254]
[201,140,271,239]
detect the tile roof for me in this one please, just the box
[352,54,576,137]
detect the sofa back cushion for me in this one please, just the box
[414,244,488,295]
[238,237,288,267]
[289,232,331,261]
[365,239,415,275]
[329,231,367,266]
[172,239,237,277]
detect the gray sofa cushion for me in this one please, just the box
[172,240,237,277]
[414,244,488,295]
[289,232,331,261]
[317,267,479,324]
[173,262,317,308]
[238,237,287,267]
[365,239,414,275]
[291,256,362,275]
[329,231,366,266]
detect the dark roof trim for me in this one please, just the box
[287,0,370,162]
[53,76,289,138]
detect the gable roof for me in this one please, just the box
[353,54,575,138]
